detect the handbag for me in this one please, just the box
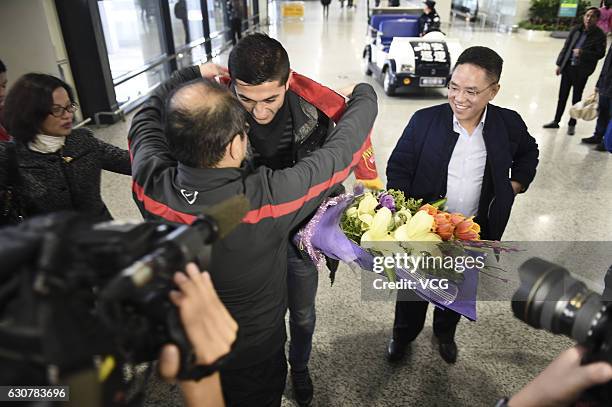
[0,143,25,226]
[569,92,598,121]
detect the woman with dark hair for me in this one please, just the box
[0,73,131,222]
[0,59,9,142]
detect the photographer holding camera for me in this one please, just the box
[499,346,612,407]
[0,206,241,407]
[503,257,612,407]
[158,263,238,407]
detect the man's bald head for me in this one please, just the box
[165,79,248,168]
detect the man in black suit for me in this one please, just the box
[543,7,606,135]
[385,46,539,364]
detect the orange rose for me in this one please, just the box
[419,204,439,217]
[454,217,481,240]
[434,212,455,241]
[449,213,466,226]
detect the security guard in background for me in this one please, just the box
[418,0,441,36]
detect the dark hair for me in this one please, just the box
[4,73,75,144]
[165,79,248,168]
[454,46,504,83]
[228,33,290,85]
[586,6,601,18]
[0,59,6,74]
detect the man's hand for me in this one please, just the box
[508,346,612,407]
[336,84,357,98]
[199,63,229,79]
[511,180,524,195]
[555,67,561,76]
[160,263,238,374]
[158,263,237,407]
[572,48,582,57]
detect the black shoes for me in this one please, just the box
[543,121,560,129]
[438,341,458,364]
[291,368,313,407]
[582,135,602,144]
[567,125,575,136]
[386,338,409,362]
[596,142,608,151]
[387,337,457,364]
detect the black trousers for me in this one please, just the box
[554,65,591,127]
[392,289,461,344]
[230,17,242,45]
[220,347,287,407]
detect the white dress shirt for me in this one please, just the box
[446,108,488,217]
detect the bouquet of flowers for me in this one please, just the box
[294,186,508,320]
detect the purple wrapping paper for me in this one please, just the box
[294,193,478,321]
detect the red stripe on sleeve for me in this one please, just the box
[132,181,197,224]
[242,133,371,224]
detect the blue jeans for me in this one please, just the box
[594,94,612,140]
[287,243,318,372]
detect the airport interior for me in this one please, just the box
[1,0,612,406]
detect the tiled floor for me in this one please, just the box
[92,2,612,405]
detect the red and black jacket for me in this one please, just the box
[220,71,382,189]
[128,66,377,369]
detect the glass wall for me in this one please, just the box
[168,0,208,67]
[97,0,169,105]
[90,0,258,111]
[169,0,205,46]
[207,0,228,53]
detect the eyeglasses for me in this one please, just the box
[447,82,498,98]
[49,102,79,117]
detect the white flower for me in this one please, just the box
[393,211,441,242]
[357,193,378,216]
[361,207,395,243]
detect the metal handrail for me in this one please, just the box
[73,117,92,129]
[112,54,175,87]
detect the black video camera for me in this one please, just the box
[512,257,612,406]
[0,195,248,406]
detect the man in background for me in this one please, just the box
[543,7,605,135]
[582,40,612,152]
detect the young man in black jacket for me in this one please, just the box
[543,7,606,135]
[128,63,377,406]
[225,33,380,406]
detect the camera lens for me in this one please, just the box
[512,258,607,344]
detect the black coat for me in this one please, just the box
[418,10,441,35]
[128,67,378,369]
[0,128,131,221]
[556,25,606,75]
[597,43,612,97]
[386,104,539,240]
